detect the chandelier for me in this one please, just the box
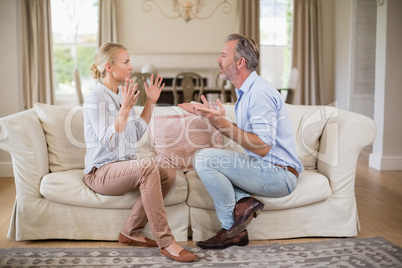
[142,0,233,23]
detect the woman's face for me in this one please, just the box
[109,49,133,83]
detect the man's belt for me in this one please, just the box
[274,164,299,178]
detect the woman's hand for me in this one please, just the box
[144,74,165,104]
[121,78,139,111]
[115,78,139,133]
[139,74,165,124]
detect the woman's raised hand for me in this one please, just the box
[121,78,140,110]
[144,74,165,104]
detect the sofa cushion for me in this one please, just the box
[34,103,86,172]
[285,104,338,170]
[186,170,331,210]
[40,169,188,208]
[149,106,223,172]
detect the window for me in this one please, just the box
[51,0,98,103]
[260,0,293,89]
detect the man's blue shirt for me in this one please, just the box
[234,71,303,174]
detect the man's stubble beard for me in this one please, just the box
[220,61,238,82]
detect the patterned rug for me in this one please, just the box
[1,237,401,267]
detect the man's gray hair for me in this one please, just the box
[226,34,260,71]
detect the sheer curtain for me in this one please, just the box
[98,0,118,47]
[21,0,54,108]
[237,0,260,73]
[291,0,324,105]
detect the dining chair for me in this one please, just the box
[131,72,153,106]
[73,68,84,105]
[215,74,236,103]
[172,72,204,106]
[278,68,299,104]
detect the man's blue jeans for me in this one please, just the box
[193,148,297,230]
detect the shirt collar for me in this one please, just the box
[238,71,258,94]
[97,82,122,106]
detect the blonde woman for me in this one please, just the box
[83,42,197,263]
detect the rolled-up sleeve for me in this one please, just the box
[249,91,279,147]
[123,113,148,148]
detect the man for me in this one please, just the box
[179,34,303,249]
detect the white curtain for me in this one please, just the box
[291,0,324,105]
[98,0,118,47]
[21,0,54,108]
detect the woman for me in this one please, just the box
[83,42,197,263]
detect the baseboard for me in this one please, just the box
[369,153,402,171]
[0,161,13,177]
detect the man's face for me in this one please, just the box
[217,40,239,81]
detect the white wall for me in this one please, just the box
[369,0,402,170]
[117,0,238,54]
[0,0,23,177]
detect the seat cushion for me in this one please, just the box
[186,170,331,210]
[40,169,188,209]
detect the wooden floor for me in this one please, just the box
[0,147,401,249]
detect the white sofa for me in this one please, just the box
[0,102,376,242]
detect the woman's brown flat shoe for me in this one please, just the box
[160,248,197,263]
[118,232,158,247]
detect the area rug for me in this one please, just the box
[1,237,401,267]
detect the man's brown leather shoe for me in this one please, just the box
[118,232,158,247]
[226,197,264,238]
[196,229,249,250]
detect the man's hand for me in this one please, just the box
[183,96,271,158]
[194,97,227,128]
[178,95,210,117]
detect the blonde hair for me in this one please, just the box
[91,42,127,80]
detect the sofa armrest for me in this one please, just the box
[316,109,376,194]
[0,108,49,197]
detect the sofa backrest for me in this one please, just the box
[32,102,335,173]
[34,103,86,172]
[285,104,339,170]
